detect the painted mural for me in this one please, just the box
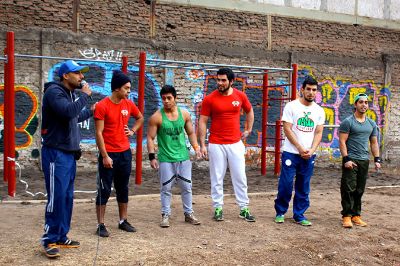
[188,68,288,151]
[188,66,391,159]
[48,60,161,145]
[298,67,390,158]
[2,60,390,164]
[0,85,39,157]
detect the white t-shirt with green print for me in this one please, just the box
[281,99,325,154]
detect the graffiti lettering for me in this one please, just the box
[79,47,123,61]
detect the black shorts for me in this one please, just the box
[96,149,132,205]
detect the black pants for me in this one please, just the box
[96,149,132,205]
[340,159,369,217]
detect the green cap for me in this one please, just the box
[354,93,368,104]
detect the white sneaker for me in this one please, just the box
[160,214,170,228]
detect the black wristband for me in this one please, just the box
[374,157,382,163]
[342,156,351,164]
[149,153,156,161]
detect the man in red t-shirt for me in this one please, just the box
[94,71,144,237]
[198,68,255,222]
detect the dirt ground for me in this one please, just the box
[0,163,399,265]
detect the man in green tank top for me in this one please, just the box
[147,85,202,228]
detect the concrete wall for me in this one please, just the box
[0,0,399,169]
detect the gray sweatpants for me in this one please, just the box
[159,160,193,215]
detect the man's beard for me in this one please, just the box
[218,86,230,93]
[304,96,314,102]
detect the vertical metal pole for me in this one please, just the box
[274,120,282,176]
[122,55,128,73]
[4,32,16,196]
[261,71,268,175]
[135,52,146,185]
[291,63,298,101]
[3,47,8,183]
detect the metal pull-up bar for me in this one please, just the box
[2,31,146,197]
[261,64,298,176]
[132,52,297,177]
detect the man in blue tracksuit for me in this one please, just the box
[40,60,94,258]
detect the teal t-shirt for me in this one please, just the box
[339,115,378,160]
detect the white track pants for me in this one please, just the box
[208,141,249,209]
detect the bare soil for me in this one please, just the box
[0,164,399,265]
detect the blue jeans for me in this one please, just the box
[41,146,76,246]
[274,151,316,222]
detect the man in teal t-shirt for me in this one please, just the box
[339,93,382,228]
[147,85,202,228]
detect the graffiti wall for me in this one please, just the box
[186,66,391,161]
[1,51,162,161]
[47,59,161,146]
[298,67,390,159]
[191,71,283,147]
[0,85,40,158]
[2,59,391,165]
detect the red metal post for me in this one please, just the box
[3,47,8,183]
[261,71,268,175]
[4,32,16,196]
[122,55,128,73]
[291,63,298,100]
[135,52,146,185]
[274,120,282,176]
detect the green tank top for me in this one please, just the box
[157,107,189,162]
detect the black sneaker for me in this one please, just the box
[43,243,60,258]
[96,223,110,237]
[56,239,80,248]
[118,220,137,232]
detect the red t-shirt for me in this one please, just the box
[94,97,140,152]
[200,88,252,144]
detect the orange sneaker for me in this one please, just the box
[342,216,353,228]
[351,216,367,227]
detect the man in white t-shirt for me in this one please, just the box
[273,76,325,226]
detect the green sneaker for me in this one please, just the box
[275,215,285,223]
[239,207,256,222]
[214,207,224,221]
[297,219,312,226]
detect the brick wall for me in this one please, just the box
[1,1,400,168]
[1,0,74,30]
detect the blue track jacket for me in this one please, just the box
[41,81,92,152]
